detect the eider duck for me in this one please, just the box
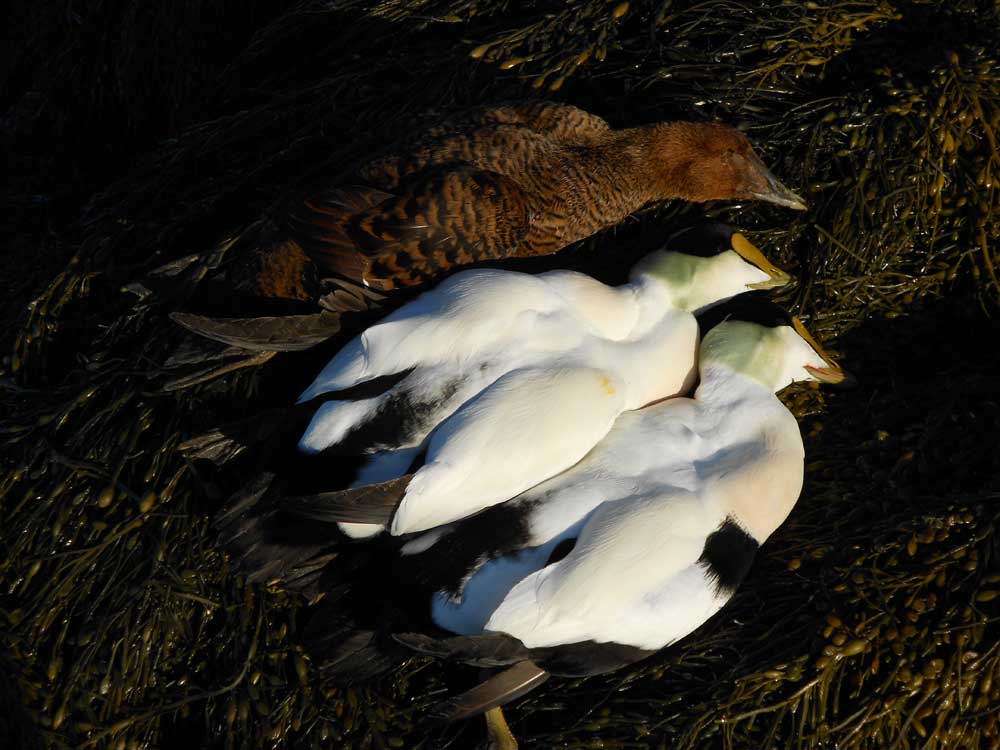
[288,101,806,291]
[173,102,805,350]
[288,293,850,750]
[290,223,791,538]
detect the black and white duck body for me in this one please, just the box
[404,295,850,659]
[293,224,790,538]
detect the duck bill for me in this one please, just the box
[730,233,793,290]
[747,267,792,290]
[793,317,856,386]
[804,364,854,386]
[746,151,807,211]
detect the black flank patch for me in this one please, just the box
[664,221,734,257]
[696,292,794,338]
[697,518,759,596]
[332,376,463,454]
[546,537,577,565]
[405,446,428,474]
[302,369,414,404]
[414,500,538,596]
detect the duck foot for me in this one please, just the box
[484,707,518,750]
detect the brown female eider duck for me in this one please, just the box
[174,101,805,349]
[285,101,805,291]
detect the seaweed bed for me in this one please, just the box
[2,1,1000,748]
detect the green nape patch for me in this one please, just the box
[2,1,1000,749]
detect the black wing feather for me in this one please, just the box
[285,473,414,524]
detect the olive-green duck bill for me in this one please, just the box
[746,151,808,210]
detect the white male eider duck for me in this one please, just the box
[293,293,851,750]
[290,223,791,538]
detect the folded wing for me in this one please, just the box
[485,491,754,651]
[290,166,533,290]
[390,365,629,534]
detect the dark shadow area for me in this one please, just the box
[0,651,42,750]
[3,1,999,749]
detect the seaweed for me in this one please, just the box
[3,1,1000,748]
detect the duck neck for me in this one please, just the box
[694,361,805,542]
[556,124,712,242]
[618,122,715,203]
[626,272,678,323]
[629,252,745,315]
[695,362,778,409]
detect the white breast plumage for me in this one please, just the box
[428,353,813,651]
[289,232,786,538]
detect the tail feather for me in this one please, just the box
[307,230,371,287]
[214,472,343,594]
[429,661,550,721]
[126,228,245,308]
[214,472,276,540]
[314,631,409,684]
[316,186,395,216]
[285,473,414,524]
[170,310,343,352]
[318,276,387,314]
[177,409,289,466]
[304,591,414,684]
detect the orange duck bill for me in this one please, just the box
[729,233,793,290]
[793,318,855,386]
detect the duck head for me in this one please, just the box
[631,222,792,312]
[650,122,807,210]
[697,292,853,392]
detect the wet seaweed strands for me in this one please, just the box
[3,1,1000,749]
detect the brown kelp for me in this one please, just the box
[2,1,999,749]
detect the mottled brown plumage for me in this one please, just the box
[177,102,804,352]
[283,101,805,290]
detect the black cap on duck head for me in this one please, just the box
[696,291,793,336]
[665,222,737,258]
